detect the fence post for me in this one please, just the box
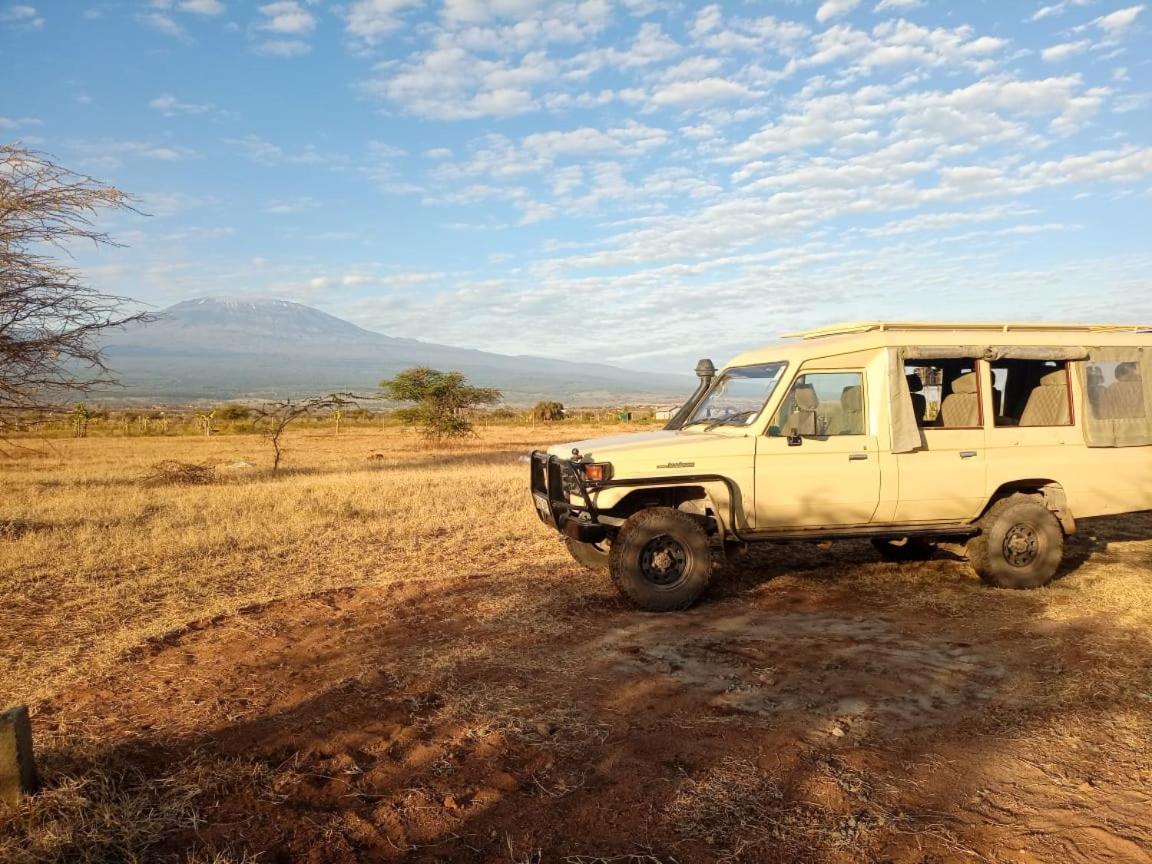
[0,705,38,807]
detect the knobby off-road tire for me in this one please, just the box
[967,493,1064,589]
[564,536,611,571]
[871,537,937,562]
[609,507,713,612]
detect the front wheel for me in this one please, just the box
[609,507,713,612]
[967,494,1064,589]
[564,536,610,571]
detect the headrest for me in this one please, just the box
[1039,369,1068,387]
[951,372,978,395]
[1116,363,1141,382]
[841,385,863,411]
[794,384,818,409]
[906,373,923,393]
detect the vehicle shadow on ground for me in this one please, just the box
[20,516,1152,864]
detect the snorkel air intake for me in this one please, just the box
[663,358,717,430]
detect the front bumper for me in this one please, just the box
[529,451,607,543]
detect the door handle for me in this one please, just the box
[848,453,868,461]
[959,450,977,459]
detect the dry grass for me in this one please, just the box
[0,423,642,708]
[3,422,1152,863]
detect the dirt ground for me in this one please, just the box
[3,430,1152,863]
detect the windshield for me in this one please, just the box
[684,362,787,428]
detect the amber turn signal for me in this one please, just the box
[582,463,612,483]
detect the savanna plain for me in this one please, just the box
[2,424,1152,864]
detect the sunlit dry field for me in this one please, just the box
[3,426,1152,863]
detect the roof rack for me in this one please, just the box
[781,321,1152,339]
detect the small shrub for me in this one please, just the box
[143,460,216,486]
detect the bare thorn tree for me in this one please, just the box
[253,393,362,472]
[0,145,151,436]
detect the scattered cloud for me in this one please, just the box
[149,93,216,116]
[258,0,314,35]
[0,4,44,29]
[1029,0,1093,22]
[816,0,860,24]
[1041,39,1090,62]
[225,133,347,168]
[265,195,320,214]
[1092,4,1144,35]
[0,115,42,129]
[344,0,422,49]
[874,0,922,10]
[180,0,225,15]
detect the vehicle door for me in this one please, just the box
[754,369,881,528]
[893,358,988,522]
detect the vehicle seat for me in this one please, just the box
[940,372,980,427]
[840,385,864,434]
[906,373,926,425]
[1101,374,1146,419]
[1019,370,1071,426]
[786,384,820,435]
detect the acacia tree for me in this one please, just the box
[380,368,501,442]
[253,393,359,471]
[1,145,148,434]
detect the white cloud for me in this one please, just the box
[180,0,224,15]
[149,93,215,115]
[344,0,422,48]
[1041,39,1090,61]
[64,139,201,171]
[0,115,41,129]
[265,196,320,214]
[0,4,43,28]
[817,0,860,24]
[364,46,557,119]
[225,134,346,167]
[874,0,923,10]
[648,78,756,108]
[140,11,189,40]
[1029,0,1092,21]
[258,0,315,35]
[1092,4,1144,35]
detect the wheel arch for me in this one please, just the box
[596,483,727,535]
[981,479,1076,535]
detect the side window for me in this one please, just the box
[989,361,1072,427]
[1085,359,1146,420]
[904,360,981,429]
[769,371,865,437]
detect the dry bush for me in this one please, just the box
[0,767,201,864]
[142,460,216,486]
[0,756,279,864]
[0,518,47,540]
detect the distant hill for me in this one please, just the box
[97,297,692,404]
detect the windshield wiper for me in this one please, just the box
[703,410,757,431]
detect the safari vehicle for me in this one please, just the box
[529,322,1152,611]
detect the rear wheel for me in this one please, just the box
[609,507,713,612]
[967,494,1064,589]
[871,537,937,562]
[564,536,610,571]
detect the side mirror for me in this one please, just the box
[787,427,803,446]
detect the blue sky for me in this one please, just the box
[3,0,1151,370]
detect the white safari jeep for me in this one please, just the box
[530,322,1152,611]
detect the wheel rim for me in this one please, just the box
[1003,523,1040,568]
[639,534,689,588]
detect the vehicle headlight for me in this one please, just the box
[581,462,613,483]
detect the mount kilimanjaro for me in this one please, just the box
[98,297,691,404]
